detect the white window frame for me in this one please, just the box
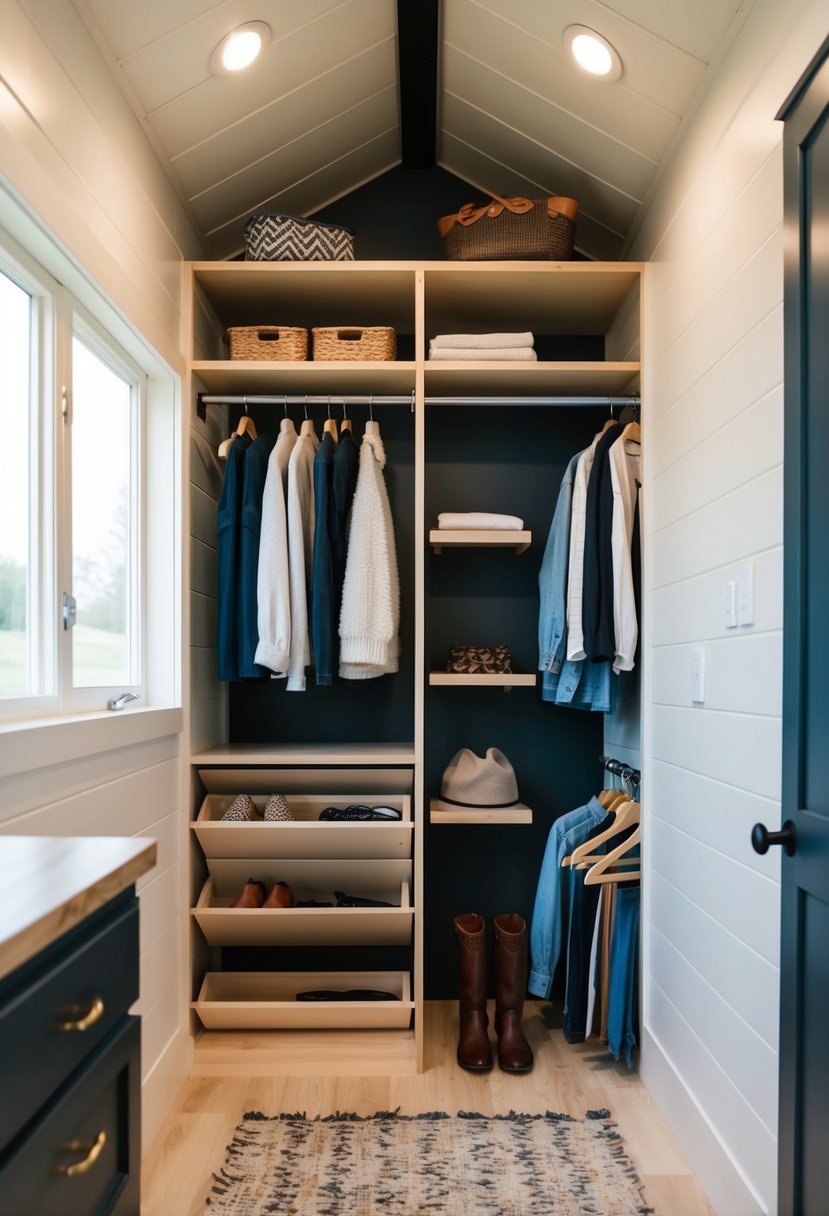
[0,235,58,720]
[61,306,146,713]
[0,217,179,727]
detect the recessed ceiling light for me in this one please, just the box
[210,21,271,76]
[563,25,622,81]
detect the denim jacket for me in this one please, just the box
[538,451,614,713]
[528,797,608,999]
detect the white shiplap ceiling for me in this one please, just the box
[71,0,749,259]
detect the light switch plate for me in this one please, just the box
[691,646,706,703]
[725,581,737,628]
[738,563,754,627]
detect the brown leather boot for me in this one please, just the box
[493,913,534,1073]
[231,878,266,908]
[262,880,296,908]
[454,913,493,1071]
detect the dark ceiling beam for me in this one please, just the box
[396,0,439,168]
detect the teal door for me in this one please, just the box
[774,40,829,1216]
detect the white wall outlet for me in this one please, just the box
[691,646,706,703]
[724,581,738,628]
[738,562,755,626]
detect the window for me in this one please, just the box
[0,234,148,719]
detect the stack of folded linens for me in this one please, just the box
[428,332,536,360]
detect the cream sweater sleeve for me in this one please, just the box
[254,446,290,674]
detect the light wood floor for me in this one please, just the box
[141,1001,714,1215]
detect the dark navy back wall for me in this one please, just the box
[228,166,609,997]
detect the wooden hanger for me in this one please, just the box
[584,823,641,885]
[341,404,352,434]
[618,419,641,445]
[563,798,639,868]
[323,417,339,443]
[217,409,257,459]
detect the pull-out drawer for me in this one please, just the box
[0,1015,140,1216]
[0,898,138,1155]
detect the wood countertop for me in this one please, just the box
[0,835,156,982]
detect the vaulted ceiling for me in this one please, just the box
[74,0,749,260]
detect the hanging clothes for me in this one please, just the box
[338,426,400,679]
[311,431,336,686]
[286,424,318,691]
[607,881,640,1068]
[538,444,613,713]
[582,423,622,662]
[254,419,297,676]
[238,432,275,678]
[527,797,607,999]
[216,432,252,682]
[608,432,642,673]
[566,423,619,662]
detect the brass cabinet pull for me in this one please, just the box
[56,1130,107,1176]
[57,995,105,1032]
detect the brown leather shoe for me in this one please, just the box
[262,880,296,909]
[231,878,266,908]
[454,912,493,1071]
[494,913,534,1073]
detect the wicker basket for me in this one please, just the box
[311,327,396,361]
[227,326,308,361]
[437,192,579,261]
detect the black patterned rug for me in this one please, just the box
[203,1109,653,1215]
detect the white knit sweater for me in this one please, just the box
[254,425,297,675]
[339,428,399,679]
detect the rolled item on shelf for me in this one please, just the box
[430,332,535,349]
[428,345,537,361]
[437,512,524,531]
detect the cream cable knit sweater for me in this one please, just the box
[286,430,318,691]
[339,428,400,679]
[254,426,297,675]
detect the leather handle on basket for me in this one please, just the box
[456,191,535,227]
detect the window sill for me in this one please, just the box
[0,706,183,782]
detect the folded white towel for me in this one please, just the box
[428,346,538,361]
[438,512,525,530]
[430,332,535,350]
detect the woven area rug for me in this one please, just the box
[203,1109,653,1215]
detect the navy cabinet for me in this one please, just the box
[0,891,141,1216]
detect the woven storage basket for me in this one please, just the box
[227,326,308,361]
[437,192,579,261]
[244,213,354,261]
[311,327,396,361]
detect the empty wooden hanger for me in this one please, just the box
[584,821,641,885]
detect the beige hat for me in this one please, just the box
[434,747,521,811]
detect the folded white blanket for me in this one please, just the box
[438,512,525,530]
[431,332,535,350]
[428,346,538,361]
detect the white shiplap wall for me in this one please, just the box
[0,0,204,1154]
[629,1,827,1212]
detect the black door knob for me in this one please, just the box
[751,820,797,856]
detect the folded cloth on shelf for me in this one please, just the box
[430,332,534,350]
[319,804,402,821]
[428,345,537,361]
[438,512,524,531]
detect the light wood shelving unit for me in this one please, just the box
[428,673,537,690]
[429,529,531,554]
[186,257,643,1074]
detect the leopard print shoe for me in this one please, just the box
[263,794,293,821]
[221,793,259,821]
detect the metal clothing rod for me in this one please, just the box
[599,754,642,788]
[196,391,640,420]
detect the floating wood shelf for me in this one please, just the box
[429,529,531,554]
[192,360,417,395]
[428,673,536,691]
[429,801,533,825]
[423,361,640,396]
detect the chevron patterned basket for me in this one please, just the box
[311,327,396,361]
[244,213,355,261]
[227,326,308,360]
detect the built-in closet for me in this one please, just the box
[186,258,642,1072]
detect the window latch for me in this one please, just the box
[62,592,77,631]
[107,692,139,711]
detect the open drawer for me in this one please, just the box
[192,970,413,1030]
[191,793,412,860]
[192,859,413,947]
